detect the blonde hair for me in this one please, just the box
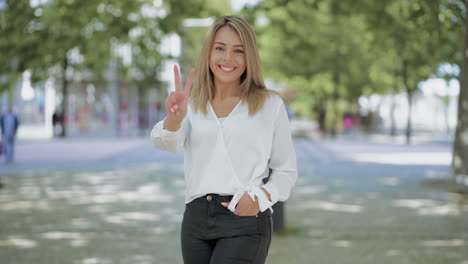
[190,15,276,116]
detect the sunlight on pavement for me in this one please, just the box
[0,201,50,211]
[392,199,463,216]
[392,199,439,208]
[335,240,352,247]
[349,152,451,165]
[42,232,91,240]
[378,177,400,186]
[18,186,41,199]
[70,189,173,204]
[105,212,160,224]
[79,258,112,264]
[421,240,465,247]
[298,200,363,213]
[80,172,118,185]
[0,237,37,248]
[385,249,401,256]
[76,194,119,204]
[1,140,466,263]
[71,218,93,228]
[87,205,108,213]
[294,185,327,195]
[329,194,346,202]
[153,227,166,234]
[92,184,121,194]
[47,188,89,199]
[424,169,448,179]
[42,232,92,247]
[419,204,461,216]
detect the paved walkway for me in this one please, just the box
[0,136,181,175]
[0,136,467,264]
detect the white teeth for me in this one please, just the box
[220,66,235,72]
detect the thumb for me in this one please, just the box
[221,202,230,207]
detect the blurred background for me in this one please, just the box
[1,0,467,263]
[0,0,464,143]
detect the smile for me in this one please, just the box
[219,65,236,73]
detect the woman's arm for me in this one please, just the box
[261,98,298,205]
[150,65,194,153]
[224,98,297,215]
[150,116,190,153]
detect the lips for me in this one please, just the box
[219,65,236,73]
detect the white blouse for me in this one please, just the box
[150,94,297,213]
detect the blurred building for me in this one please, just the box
[358,78,459,135]
[0,36,181,140]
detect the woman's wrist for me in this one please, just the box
[163,117,182,131]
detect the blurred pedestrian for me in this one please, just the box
[52,110,63,137]
[317,104,326,134]
[0,106,20,163]
[151,16,297,264]
[343,112,354,134]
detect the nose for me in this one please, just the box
[223,50,232,61]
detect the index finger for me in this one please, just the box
[184,68,195,95]
[173,65,181,92]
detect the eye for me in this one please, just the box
[235,49,244,54]
[215,46,224,51]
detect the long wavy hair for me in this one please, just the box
[190,15,275,116]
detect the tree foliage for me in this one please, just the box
[244,0,464,137]
[0,0,39,91]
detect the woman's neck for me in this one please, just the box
[213,80,241,100]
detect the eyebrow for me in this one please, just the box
[214,42,244,47]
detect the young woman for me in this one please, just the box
[151,15,297,264]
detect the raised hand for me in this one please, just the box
[164,65,195,131]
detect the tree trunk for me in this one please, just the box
[106,59,119,136]
[390,88,397,136]
[406,91,413,145]
[452,0,468,192]
[59,55,68,138]
[138,85,144,136]
[331,71,340,137]
[402,59,412,145]
[443,95,450,135]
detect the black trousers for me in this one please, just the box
[181,194,273,264]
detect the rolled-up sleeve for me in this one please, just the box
[150,116,190,153]
[262,100,297,205]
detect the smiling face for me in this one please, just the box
[209,26,246,88]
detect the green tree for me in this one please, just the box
[1,0,221,137]
[246,0,376,134]
[451,0,468,192]
[349,0,448,143]
[0,1,40,96]
[1,0,145,136]
[42,0,145,137]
